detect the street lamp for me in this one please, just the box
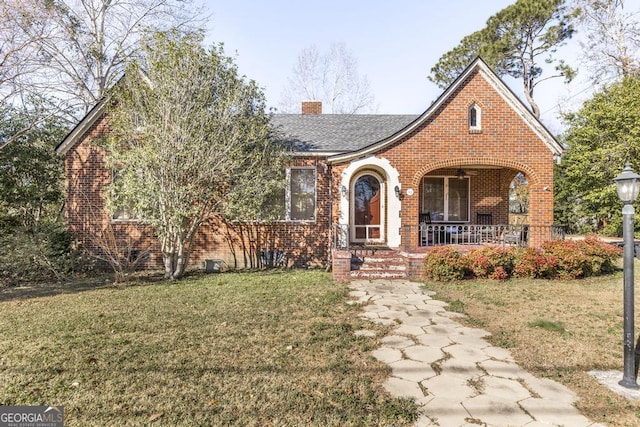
[613,163,640,389]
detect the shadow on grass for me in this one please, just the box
[0,268,301,303]
[0,272,164,303]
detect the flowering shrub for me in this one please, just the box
[540,240,589,279]
[465,246,515,280]
[512,247,558,279]
[578,236,622,275]
[423,238,621,282]
[423,246,468,281]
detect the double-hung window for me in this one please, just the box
[109,169,137,221]
[421,176,469,222]
[286,167,316,221]
[278,167,316,221]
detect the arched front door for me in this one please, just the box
[351,172,385,243]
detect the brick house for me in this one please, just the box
[56,58,564,280]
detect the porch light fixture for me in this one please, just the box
[394,185,401,199]
[455,167,466,180]
[340,184,348,197]
[613,163,640,389]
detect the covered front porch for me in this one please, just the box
[336,159,562,251]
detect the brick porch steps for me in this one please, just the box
[349,248,407,280]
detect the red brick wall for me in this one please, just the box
[64,116,332,270]
[330,69,556,250]
[63,114,163,268]
[301,101,322,115]
[189,157,332,269]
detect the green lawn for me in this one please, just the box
[423,263,640,427]
[0,270,417,426]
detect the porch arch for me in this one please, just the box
[411,157,541,189]
[339,156,401,248]
[411,157,552,230]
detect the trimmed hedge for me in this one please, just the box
[423,237,621,282]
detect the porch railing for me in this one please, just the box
[333,223,565,252]
[405,224,565,251]
[333,223,349,251]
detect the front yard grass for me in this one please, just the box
[424,263,640,426]
[0,270,417,426]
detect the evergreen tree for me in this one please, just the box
[429,0,577,117]
[556,76,640,235]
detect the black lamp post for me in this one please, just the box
[613,163,640,389]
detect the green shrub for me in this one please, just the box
[423,246,467,281]
[577,236,621,275]
[540,240,589,279]
[0,228,94,286]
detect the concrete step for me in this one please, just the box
[352,263,407,271]
[352,256,405,264]
[349,270,408,279]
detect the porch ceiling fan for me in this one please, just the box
[455,167,478,179]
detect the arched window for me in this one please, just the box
[468,103,481,130]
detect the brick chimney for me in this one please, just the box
[301,101,322,115]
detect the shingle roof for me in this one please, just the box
[272,114,419,153]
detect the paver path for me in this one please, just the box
[349,279,604,427]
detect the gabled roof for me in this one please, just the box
[55,96,109,156]
[56,57,562,161]
[272,114,418,154]
[326,57,563,163]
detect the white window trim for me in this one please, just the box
[421,176,470,223]
[285,166,317,222]
[469,103,481,131]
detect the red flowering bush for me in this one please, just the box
[464,246,515,279]
[512,247,559,279]
[578,236,622,275]
[423,246,468,281]
[541,240,590,279]
[492,266,509,280]
[424,238,621,282]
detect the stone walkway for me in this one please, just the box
[348,279,604,427]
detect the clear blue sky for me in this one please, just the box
[202,0,593,133]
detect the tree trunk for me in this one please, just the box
[523,83,540,118]
[163,252,174,279]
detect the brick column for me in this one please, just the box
[332,250,352,282]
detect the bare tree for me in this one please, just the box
[279,42,376,114]
[3,0,205,119]
[574,0,640,84]
[0,0,46,104]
